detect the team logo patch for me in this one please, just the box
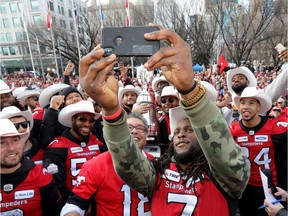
[3,184,13,192]
[255,135,268,142]
[70,147,83,153]
[277,122,288,127]
[15,190,34,200]
[237,136,248,142]
[76,176,86,187]
[163,169,180,182]
[88,145,99,151]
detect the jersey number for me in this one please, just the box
[168,193,197,215]
[241,147,272,169]
[121,184,151,216]
[71,158,87,186]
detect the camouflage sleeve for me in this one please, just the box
[103,111,156,197]
[181,92,250,199]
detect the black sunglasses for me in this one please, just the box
[76,116,96,124]
[29,96,39,101]
[161,97,175,104]
[14,121,29,130]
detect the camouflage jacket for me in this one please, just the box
[103,92,250,199]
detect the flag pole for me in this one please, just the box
[47,1,59,78]
[72,0,81,62]
[96,0,104,29]
[50,27,59,78]
[36,37,44,77]
[21,11,36,77]
[125,0,134,78]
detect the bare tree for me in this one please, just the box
[209,1,283,66]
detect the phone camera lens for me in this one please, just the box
[114,36,123,46]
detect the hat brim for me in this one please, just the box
[118,85,140,107]
[0,110,34,129]
[0,89,13,95]
[227,67,257,94]
[39,84,69,108]
[58,101,100,127]
[234,90,272,115]
[152,76,169,92]
[17,90,40,106]
[169,106,189,137]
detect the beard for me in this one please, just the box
[232,83,247,94]
[174,145,201,165]
[1,155,22,169]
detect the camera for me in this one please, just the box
[102,26,160,57]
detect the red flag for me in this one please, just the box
[46,2,52,30]
[217,54,229,74]
[125,0,130,26]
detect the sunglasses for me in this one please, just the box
[29,96,39,101]
[75,116,96,124]
[14,121,29,130]
[161,97,175,104]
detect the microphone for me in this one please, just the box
[261,169,281,200]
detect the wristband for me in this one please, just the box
[103,107,123,122]
[177,81,197,95]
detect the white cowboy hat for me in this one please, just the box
[118,85,141,107]
[201,81,217,103]
[12,86,27,98]
[39,83,69,108]
[169,106,188,137]
[0,119,30,145]
[17,90,41,106]
[161,86,179,100]
[0,106,34,129]
[0,79,13,95]
[233,87,272,114]
[226,66,257,95]
[151,75,170,92]
[58,100,100,127]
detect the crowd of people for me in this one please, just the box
[0,25,287,216]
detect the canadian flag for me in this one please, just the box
[47,2,52,30]
[217,54,229,74]
[125,0,130,26]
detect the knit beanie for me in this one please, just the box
[59,86,83,102]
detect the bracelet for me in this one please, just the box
[103,107,123,121]
[180,80,206,107]
[177,81,197,95]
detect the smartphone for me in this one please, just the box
[275,43,286,53]
[102,26,160,57]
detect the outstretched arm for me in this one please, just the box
[79,45,156,197]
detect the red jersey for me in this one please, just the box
[151,162,233,216]
[44,131,103,192]
[68,151,153,216]
[28,148,44,164]
[0,157,63,215]
[230,117,287,186]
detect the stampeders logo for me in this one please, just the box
[76,176,86,187]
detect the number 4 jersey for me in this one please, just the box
[230,116,287,187]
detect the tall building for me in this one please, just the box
[0,0,87,75]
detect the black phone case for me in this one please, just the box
[102,26,160,57]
